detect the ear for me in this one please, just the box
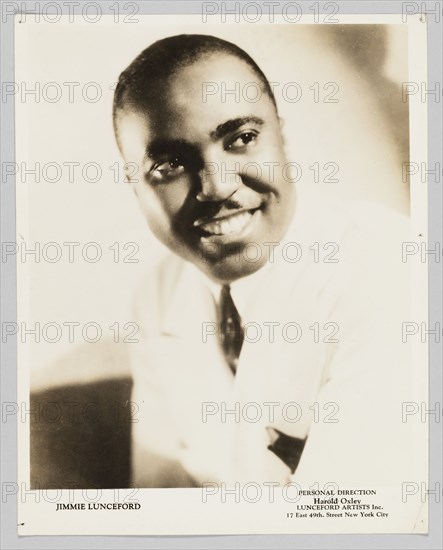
[278,116,286,147]
[130,180,139,198]
[123,172,138,197]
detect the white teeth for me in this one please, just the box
[197,211,253,236]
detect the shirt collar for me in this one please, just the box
[188,249,276,321]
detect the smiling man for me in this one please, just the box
[114,35,294,284]
[113,34,414,491]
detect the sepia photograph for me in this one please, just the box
[9,8,431,536]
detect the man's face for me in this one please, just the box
[117,52,295,283]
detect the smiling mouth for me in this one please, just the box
[193,209,259,236]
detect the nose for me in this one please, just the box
[196,157,241,202]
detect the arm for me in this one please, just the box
[129,262,198,488]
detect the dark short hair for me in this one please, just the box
[113,34,277,135]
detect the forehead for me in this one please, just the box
[117,52,278,157]
[162,52,268,113]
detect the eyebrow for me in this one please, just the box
[146,139,196,160]
[209,116,264,141]
[145,116,265,160]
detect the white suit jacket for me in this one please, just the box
[130,187,422,494]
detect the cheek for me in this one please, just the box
[249,151,289,198]
[155,185,190,217]
[266,136,287,167]
[135,181,188,225]
[249,132,287,174]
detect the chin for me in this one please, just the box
[201,256,268,284]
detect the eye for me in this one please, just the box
[226,131,258,152]
[151,157,185,181]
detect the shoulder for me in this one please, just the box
[288,187,410,313]
[132,253,186,333]
[294,186,409,266]
[293,185,408,241]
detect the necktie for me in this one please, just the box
[219,285,244,374]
